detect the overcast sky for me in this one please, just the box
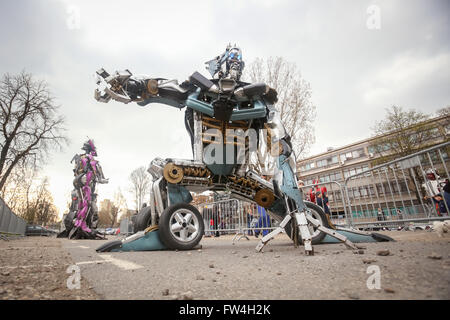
[0,0,448,218]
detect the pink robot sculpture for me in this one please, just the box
[59,139,109,239]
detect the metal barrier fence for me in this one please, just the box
[197,199,242,236]
[197,199,278,239]
[341,141,450,229]
[195,182,349,240]
[0,197,26,236]
[240,202,278,237]
[120,217,134,236]
[299,180,350,227]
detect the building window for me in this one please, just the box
[376,183,384,195]
[328,156,338,165]
[429,127,440,138]
[344,170,350,178]
[316,159,327,168]
[360,187,368,197]
[351,148,365,158]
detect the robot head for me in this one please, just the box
[226,46,244,80]
[81,139,97,156]
[205,44,245,81]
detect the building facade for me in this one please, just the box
[296,115,450,218]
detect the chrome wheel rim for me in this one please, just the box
[169,208,200,242]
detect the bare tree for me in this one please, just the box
[32,177,58,225]
[244,57,316,160]
[370,105,448,202]
[370,106,446,164]
[437,105,450,119]
[129,166,151,211]
[111,188,127,227]
[0,165,34,212]
[98,199,113,227]
[7,174,59,225]
[0,71,67,191]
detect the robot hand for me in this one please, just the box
[94,68,134,104]
[98,178,109,184]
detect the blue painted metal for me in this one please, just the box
[167,184,193,205]
[278,155,306,211]
[322,231,378,243]
[112,230,167,251]
[137,96,184,109]
[138,91,267,120]
[185,91,267,121]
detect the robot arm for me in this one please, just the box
[94,68,192,108]
[71,154,82,174]
[95,162,109,184]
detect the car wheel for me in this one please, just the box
[158,203,204,250]
[284,201,329,245]
[134,206,153,232]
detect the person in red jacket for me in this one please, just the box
[308,179,320,203]
[309,188,316,203]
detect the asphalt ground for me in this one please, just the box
[1,230,449,300]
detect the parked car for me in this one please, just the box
[25,225,56,236]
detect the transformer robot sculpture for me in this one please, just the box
[58,140,109,239]
[94,45,362,254]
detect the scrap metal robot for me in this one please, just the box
[94,45,361,254]
[58,139,109,239]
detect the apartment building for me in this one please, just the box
[296,115,449,216]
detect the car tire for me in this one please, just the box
[284,201,329,245]
[134,206,153,232]
[158,203,204,250]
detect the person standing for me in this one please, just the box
[254,205,272,237]
[443,179,450,216]
[316,191,330,215]
[377,208,385,222]
[309,186,317,204]
[246,205,254,236]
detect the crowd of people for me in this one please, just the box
[300,179,331,216]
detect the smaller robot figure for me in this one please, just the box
[58,139,109,239]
